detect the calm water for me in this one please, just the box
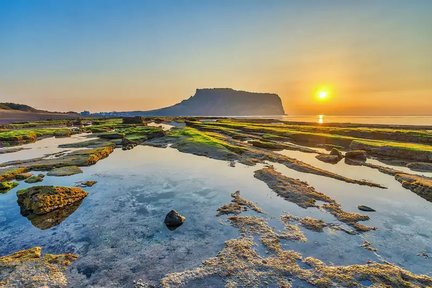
[237,115,432,126]
[0,136,431,287]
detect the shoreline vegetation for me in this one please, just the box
[0,116,431,287]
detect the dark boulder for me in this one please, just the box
[345,150,367,161]
[164,210,185,229]
[358,205,376,212]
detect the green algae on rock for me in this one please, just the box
[47,166,83,176]
[0,167,28,182]
[0,247,77,287]
[24,174,45,183]
[17,186,88,215]
[0,181,18,193]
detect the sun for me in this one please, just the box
[315,87,330,101]
[318,90,328,100]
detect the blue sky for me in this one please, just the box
[1,0,431,114]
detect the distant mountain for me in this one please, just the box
[91,88,285,117]
[0,103,79,125]
[0,103,40,112]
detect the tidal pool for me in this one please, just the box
[0,137,431,287]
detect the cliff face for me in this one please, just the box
[142,88,285,116]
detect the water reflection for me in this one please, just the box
[20,200,84,230]
[318,114,324,124]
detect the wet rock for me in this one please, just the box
[99,132,125,139]
[217,191,263,216]
[122,116,146,124]
[17,186,88,215]
[358,205,376,212]
[330,148,343,159]
[0,167,28,182]
[0,181,18,193]
[0,247,77,287]
[395,173,432,202]
[345,150,367,161]
[164,210,185,229]
[78,180,97,187]
[406,162,432,172]
[47,166,83,176]
[24,173,45,183]
[315,154,341,164]
[15,172,33,180]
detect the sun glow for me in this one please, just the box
[315,87,331,101]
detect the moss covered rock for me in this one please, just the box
[0,181,18,193]
[0,247,77,287]
[17,186,88,215]
[47,166,83,176]
[24,174,45,183]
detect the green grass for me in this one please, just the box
[169,127,245,154]
[0,128,72,144]
[353,139,432,153]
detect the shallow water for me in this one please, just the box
[236,115,432,126]
[0,137,431,287]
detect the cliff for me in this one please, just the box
[116,88,285,117]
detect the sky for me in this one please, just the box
[0,0,431,115]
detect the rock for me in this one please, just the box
[121,88,285,116]
[0,181,18,193]
[15,172,33,180]
[99,132,125,139]
[0,247,77,287]
[79,180,97,187]
[315,154,341,164]
[47,166,83,176]
[406,162,432,172]
[122,116,146,124]
[17,186,88,215]
[330,148,343,159]
[24,174,45,183]
[395,173,432,202]
[164,210,185,229]
[345,150,367,161]
[358,205,376,212]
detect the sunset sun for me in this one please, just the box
[315,87,330,101]
[318,90,328,100]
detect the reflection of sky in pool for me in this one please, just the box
[0,137,431,287]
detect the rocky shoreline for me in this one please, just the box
[0,117,431,287]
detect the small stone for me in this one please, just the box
[358,205,376,212]
[164,210,185,229]
[329,148,343,159]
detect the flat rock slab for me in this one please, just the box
[47,166,83,176]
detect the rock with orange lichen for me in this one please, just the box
[17,186,88,215]
[0,247,77,287]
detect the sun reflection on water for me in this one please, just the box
[318,114,324,124]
